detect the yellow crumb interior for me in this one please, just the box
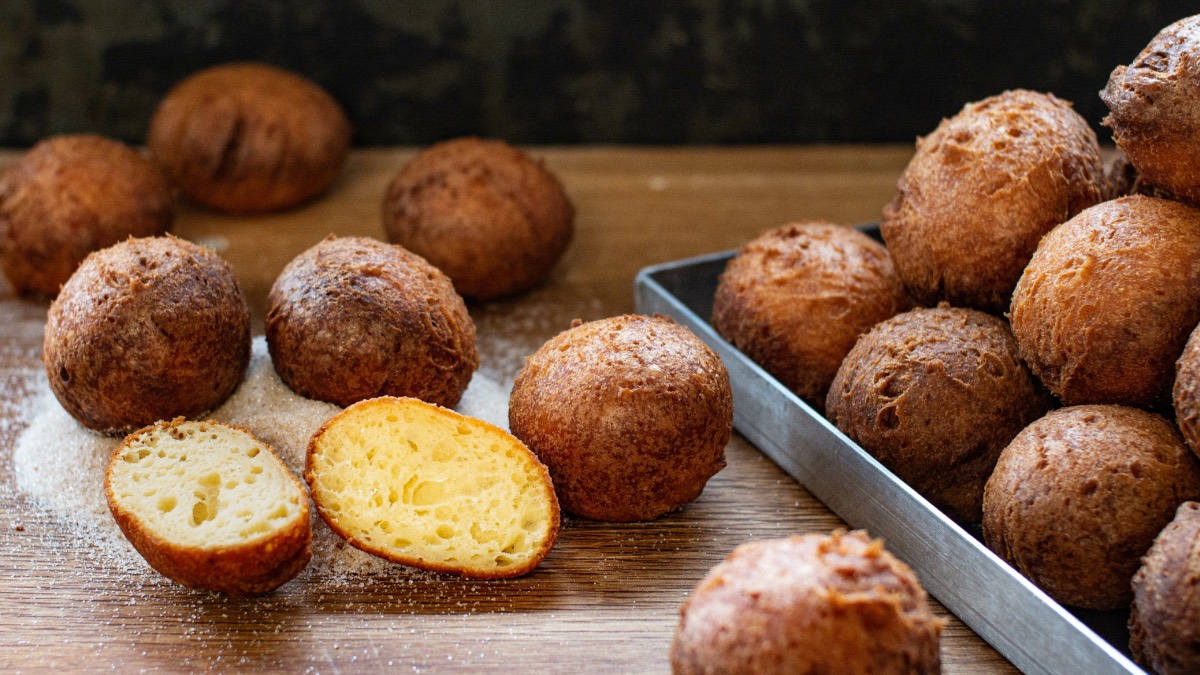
[309,400,554,573]
[109,422,306,548]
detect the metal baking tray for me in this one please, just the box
[634,249,1144,675]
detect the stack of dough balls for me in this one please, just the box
[881,89,1105,313]
[671,531,943,675]
[42,235,250,434]
[712,222,912,413]
[1102,15,1200,205]
[266,235,477,408]
[0,134,174,296]
[509,314,731,522]
[1130,501,1200,675]
[826,306,1052,523]
[147,62,351,213]
[381,137,574,300]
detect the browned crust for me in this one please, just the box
[509,314,732,522]
[1101,15,1200,205]
[670,531,944,675]
[1130,501,1200,674]
[825,306,1052,523]
[982,405,1200,610]
[42,235,251,435]
[1176,325,1200,457]
[105,418,312,596]
[1010,195,1200,409]
[711,222,913,413]
[0,134,175,297]
[266,235,477,408]
[305,396,560,580]
[380,137,574,300]
[147,62,351,213]
[881,89,1105,313]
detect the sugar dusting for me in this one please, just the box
[12,336,516,582]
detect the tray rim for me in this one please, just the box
[634,251,1144,675]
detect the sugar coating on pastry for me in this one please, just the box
[147,62,351,213]
[381,137,574,300]
[670,531,943,675]
[306,396,559,579]
[983,405,1200,610]
[1102,15,1200,205]
[266,235,477,409]
[43,235,251,435]
[826,306,1052,523]
[1130,501,1200,675]
[1010,195,1200,409]
[509,314,732,522]
[106,419,311,596]
[0,134,174,297]
[711,222,913,413]
[882,89,1105,313]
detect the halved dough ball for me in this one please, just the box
[106,419,311,596]
[306,396,559,579]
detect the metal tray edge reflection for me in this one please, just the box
[633,251,1143,675]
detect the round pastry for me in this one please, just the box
[881,89,1105,313]
[147,62,351,213]
[1102,15,1200,205]
[508,314,731,522]
[43,236,251,434]
[826,306,1052,523]
[1130,501,1200,675]
[380,137,574,300]
[1010,195,1200,408]
[983,405,1200,610]
[266,235,477,408]
[1175,325,1200,457]
[711,222,913,413]
[670,531,943,675]
[0,134,174,297]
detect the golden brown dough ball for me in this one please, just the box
[881,89,1105,313]
[1102,15,1200,205]
[508,314,731,522]
[1010,195,1200,409]
[711,222,913,413]
[147,62,351,213]
[0,135,174,297]
[380,137,574,300]
[826,306,1052,523]
[983,405,1200,610]
[1130,501,1200,675]
[43,236,251,434]
[1174,325,1200,457]
[265,236,477,409]
[670,531,943,675]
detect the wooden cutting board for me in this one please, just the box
[0,146,1015,673]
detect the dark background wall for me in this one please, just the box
[0,0,1192,147]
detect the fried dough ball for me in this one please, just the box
[1130,501,1200,675]
[670,531,943,675]
[1010,196,1200,409]
[826,306,1053,523]
[881,90,1105,313]
[711,222,913,413]
[265,236,477,409]
[0,135,174,297]
[1175,325,1200,457]
[983,405,1200,610]
[1102,15,1200,205]
[43,236,250,434]
[147,62,351,213]
[381,137,574,300]
[508,314,731,522]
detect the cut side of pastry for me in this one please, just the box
[306,396,560,579]
[105,419,312,596]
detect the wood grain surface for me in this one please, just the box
[0,147,1016,673]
